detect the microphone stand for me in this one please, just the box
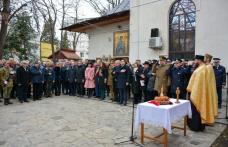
[114,71,143,146]
[114,98,143,147]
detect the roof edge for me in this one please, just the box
[61,10,130,31]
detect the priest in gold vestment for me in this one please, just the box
[204,54,218,119]
[187,55,218,131]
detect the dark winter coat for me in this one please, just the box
[30,66,44,84]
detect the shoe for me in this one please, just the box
[218,105,222,109]
[4,100,8,105]
[19,100,23,103]
[8,101,13,104]
[24,100,29,103]
[37,98,42,100]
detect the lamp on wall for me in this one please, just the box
[117,25,122,30]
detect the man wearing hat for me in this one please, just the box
[187,55,217,131]
[168,59,190,99]
[139,61,151,101]
[154,56,171,96]
[213,58,226,109]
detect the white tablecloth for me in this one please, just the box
[134,99,192,134]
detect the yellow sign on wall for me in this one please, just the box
[40,42,56,61]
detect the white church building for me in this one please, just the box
[63,0,228,68]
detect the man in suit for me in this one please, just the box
[44,62,55,98]
[67,61,76,96]
[16,60,30,103]
[116,59,130,106]
[213,58,226,109]
[61,61,70,95]
[75,60,85,97]
[54,62,62,96]
[30,61,44,101]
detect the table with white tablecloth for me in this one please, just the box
[134,98,192,147]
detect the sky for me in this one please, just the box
[54,0,106,40]
[12,0,112,45]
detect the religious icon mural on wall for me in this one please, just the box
[113,31,129,57]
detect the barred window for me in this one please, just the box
[169,0,196,60]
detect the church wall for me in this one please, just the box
[86,21,129,60]
[130,0,228,69]
[195,0,228,69]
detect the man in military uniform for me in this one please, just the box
[154,56,171,96]
[0,61,14,105]
[213,58,226,109]
[168,59,191,99]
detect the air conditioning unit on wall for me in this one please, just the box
[149,37,163,49]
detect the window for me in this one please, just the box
[169,0,196,59]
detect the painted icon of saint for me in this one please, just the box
[115,36,125,56]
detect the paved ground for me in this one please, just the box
[0,93,227,147]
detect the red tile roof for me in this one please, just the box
[48,49,81,60]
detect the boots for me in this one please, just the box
[4,98,8,105]
[4,98,13,105]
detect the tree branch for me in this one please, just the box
[9,3,27,21]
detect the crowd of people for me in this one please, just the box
[0,57,225,101]
[0,55,226,108]
[0,54,227,132]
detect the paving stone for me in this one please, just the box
[0,95,227,147]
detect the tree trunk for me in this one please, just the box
[51,24,55,63]
[0,21,9,59]
[60,0,65,49]
[73,33,81,51]
[0,0,10,59]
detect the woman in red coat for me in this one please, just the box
[84,62,95,97]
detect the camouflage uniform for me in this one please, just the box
[0,67,13,105]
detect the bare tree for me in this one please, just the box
[60,0,72,49]
[85,0,123,16]
[72,0,81,51]
[0,0,31,59]
[34,0,58,62]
